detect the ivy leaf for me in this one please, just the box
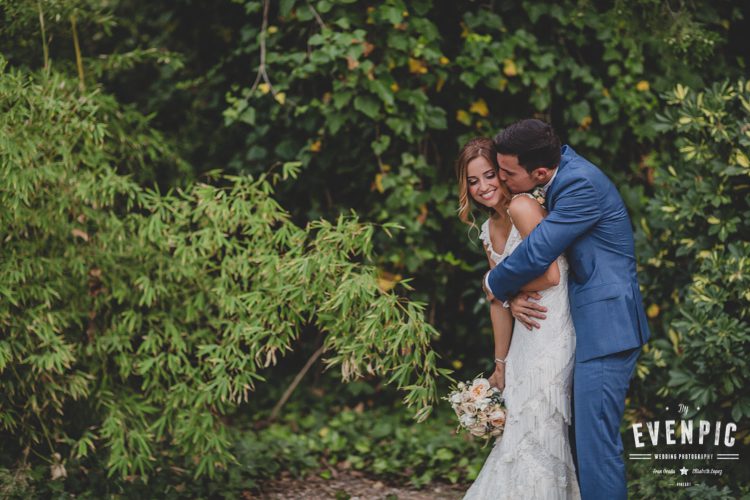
[279,0,296,18]
[354,95,380,119]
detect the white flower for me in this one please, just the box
[459,413,476,427]
[470,378,491,399]
[450,392,463,405]
[476,397,491,411]
[487,408,504,420]
[489,409,507,427]
[469,424,487,437]
[461,402,477,415]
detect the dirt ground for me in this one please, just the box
[252,470,468,499]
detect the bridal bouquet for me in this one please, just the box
[446,377,507,439]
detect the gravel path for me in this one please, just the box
[253,470,467,499]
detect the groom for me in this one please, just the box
[482,119,650,499]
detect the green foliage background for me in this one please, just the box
[0,0,748,497]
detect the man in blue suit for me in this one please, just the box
[483,119,650,499]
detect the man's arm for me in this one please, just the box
[486,175,601,301]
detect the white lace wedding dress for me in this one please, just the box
[464,195,581,500]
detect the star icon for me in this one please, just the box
[679,467,689,476]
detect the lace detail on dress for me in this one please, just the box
[479,219,504,263]
[466,217,579,500]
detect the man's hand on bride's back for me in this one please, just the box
[510,292,547,331]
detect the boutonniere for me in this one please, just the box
[531,186,546,206]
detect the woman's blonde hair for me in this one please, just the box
[455,137,510,232]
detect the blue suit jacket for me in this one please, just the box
[487,145,650,362]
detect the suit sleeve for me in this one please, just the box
[487,175,601,301]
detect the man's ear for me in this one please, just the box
[531,167,550,181]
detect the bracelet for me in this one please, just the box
[494,357,506,365]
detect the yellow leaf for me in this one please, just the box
[274,92,286,105]
[377,277,396,292]
[267,25,278,35]
[346,56,359,70]
[456,109,471,125]
[579,115,592,130]
[319,427,330,437]
[310,140,322,153]
[258,83,270,94]
[706,216,720,224]
[436,76,445,92]
[451,360,463,369]
[647,304,660,318]
[417,204,428,224]
[735,150,750,168]
[602,87,611,98]
[373,173,384,193]
[698,250,712,259]
[678,116,692,124]
[636,80,650,92]
[503,59,517,77]
[377,271,402,292]
[408,58,428,74]
[460,22,470,38]
[390,82,400,93]
[439,56,450,65]
[469,98,489,117]
[668,329,680,351]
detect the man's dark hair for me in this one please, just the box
[493,119,561,173]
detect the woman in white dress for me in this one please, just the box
[455,137,580,499]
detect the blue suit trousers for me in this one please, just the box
[570,347,640,500]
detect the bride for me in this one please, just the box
[455,137,580,499]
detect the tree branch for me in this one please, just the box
[70,14,85,91]
[306,0,327,30]
[268,343,326,421]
